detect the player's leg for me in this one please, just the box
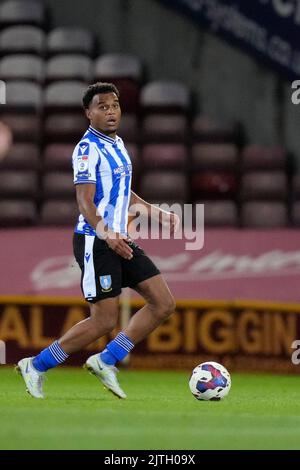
[122,274,175,343]
[16,297,119,399]
[97,243,175,370]
[59,297,119,354]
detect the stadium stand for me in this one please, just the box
[0,1,294,229]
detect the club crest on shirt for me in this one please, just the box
[100,275,112,292]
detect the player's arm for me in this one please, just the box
[76,184,133,260]
[129,190,180,234]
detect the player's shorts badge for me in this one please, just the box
[100,275,112,292]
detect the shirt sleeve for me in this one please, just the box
[72,141,99,185]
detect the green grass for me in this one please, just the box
[1,367,300,450]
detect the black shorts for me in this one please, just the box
[73,233,161,303]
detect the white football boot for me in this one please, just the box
[16,357,45,399]
[84,354,127,399]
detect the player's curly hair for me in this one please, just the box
[82,82,120,109]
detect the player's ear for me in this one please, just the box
[85,107,91,120]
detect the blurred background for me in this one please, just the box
[0,0,300,373]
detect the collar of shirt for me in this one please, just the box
[88,125,122,145]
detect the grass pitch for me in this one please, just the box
[1,367,300,450]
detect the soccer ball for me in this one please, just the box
[189,361,231,401]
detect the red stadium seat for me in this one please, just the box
[94,54,142,113]
[192,115,239,143]
[241,202,288,227]
[0,55,44,82]
[240,171,288,201]
[140,171,188,200]
[125,143,139,169]
[0,113,41,142]
[142,144,187,170]
[41,200,78,226]
[292,174,300,199]
[242,145,286,170]
[47,27,95,56]
[291,201,300,226]
[191,171,238,199]
[0,199,37,226]
[0,170,38,198]
[202,200,238,227]
[140,81,190,114]
[191,143,238,170]
[142,114,188,142]
[44,114,88,142]
[0,143,40,170]
[117,114,138,142]
[43,172,75,199]
[0,26,45,55]
[43,144,74,170]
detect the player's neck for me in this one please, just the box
[90,124,117,140]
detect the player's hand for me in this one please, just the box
[160,211,180,235]
[105,232,133,260]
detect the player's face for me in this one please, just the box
[86,92,121,136]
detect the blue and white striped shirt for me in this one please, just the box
[72,125,132,236]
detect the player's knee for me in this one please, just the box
[163,295,176,317]
[103,315,118,334]
[155,294,176,320]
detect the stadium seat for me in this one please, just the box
[292,174,300,199]
[241,145,286,170]
[43,172,75,199]
[0,199,37,226]
[41,200,78,226]
[4,80,42,112]
[291,201,300,226]
[0,26,45,55]
[0,143,40,170]
[201,200,238,227]
[142,144,187,170]
[0,55,44,82]
[0,113,41,142]
[191,171,238,199]
[191,143,238,170]
[241,202,288,227]
[125,143,139,168]
[140,81,190,113]
[94,54,142,81]
[0,170,38,197]
[44,81,87,112]
[0,0,46,28]
[140,171,187,200]
[124,143,139,190]
[43,144,74,170]
[117,114,138,142]
[192,115,240,143]
[240,171,288,201]
[142,114,188,142]
[44,114,88,142]
[47,27,95,56]
[94,53,142,112]
[45,55,93,83]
